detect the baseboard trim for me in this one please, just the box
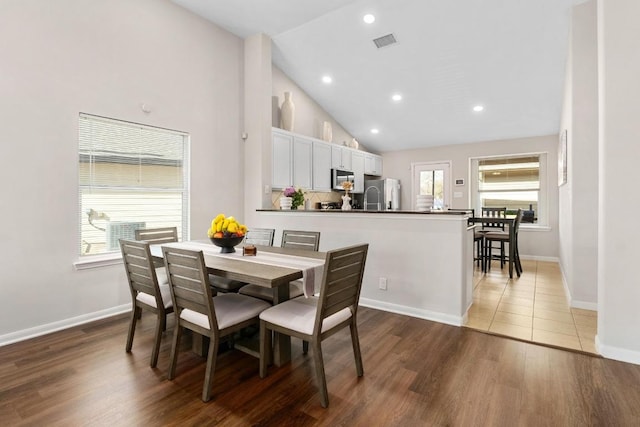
[596,335,640,366]
[570,300,598,311]
[0,304,132,347]
[520,255,560,262]
[359,298,463,327]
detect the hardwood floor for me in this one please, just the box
[2,308,639,426]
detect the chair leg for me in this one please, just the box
[303,340,309,354]
[500,242,506,268]
[202,336,219,402]
[311,340,329,408]
[167,324,182,380]
[259,320,272,378]
[150,312,165,368]
[350,320,364,377]
[126,306,141,352]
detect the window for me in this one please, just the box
[470,153,547,225]
[79,114,189,256]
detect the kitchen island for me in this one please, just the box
[252,209,474,326]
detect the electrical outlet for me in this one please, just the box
[379,277,388,290]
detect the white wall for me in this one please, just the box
[272,66,355,148]
[382,135,560,259]
[0,0,243,342]
[596,0,640,364]
[558,1,599,309]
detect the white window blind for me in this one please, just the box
[471,153,547,225]
[78,113,189,256]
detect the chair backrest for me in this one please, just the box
[513,208,524,234]
[135,227,178,245]
[281,230,321,251]
[120,239,163,309]
[481,207,507,230]
[314,244,369,333]
[162,247,217,332]
[245,228,275,246]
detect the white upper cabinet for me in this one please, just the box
[331,145,352,171]
[292,136,313,189]
[312,140,332,191]
[364,153,383,176]
[351,151,365,194]
[272,130,293,189]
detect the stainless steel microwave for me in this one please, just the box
[332,168,354,191]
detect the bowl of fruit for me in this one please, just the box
[207,214,247,253]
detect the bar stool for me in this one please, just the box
[483,209,523,276]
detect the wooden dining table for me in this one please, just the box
[469,217,518,278]
[150,240,326,366]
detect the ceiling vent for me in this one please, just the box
[373,33,397,49]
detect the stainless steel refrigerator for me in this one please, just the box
[363,178,401,211]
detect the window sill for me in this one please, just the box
[74,253,123,270]
[520,224,551,232]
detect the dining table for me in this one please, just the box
[469,216,518,278]
[150,240,326,366]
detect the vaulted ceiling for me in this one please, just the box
[172,0,585,153]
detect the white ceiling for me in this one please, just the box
[171,0,584,153]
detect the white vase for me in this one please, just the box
[322,121,333,142]
[280,91,295,131]
[341,194,352,210]
[280,196,292,210]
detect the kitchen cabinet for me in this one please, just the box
[364,153,383,176]
[351,151,365,194]
[272,130,293,189]
[272,129,312,190]
[293,136,313,189]
[312,140,332,191]
[331,145,352,170]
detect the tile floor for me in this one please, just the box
[464,258,599,354]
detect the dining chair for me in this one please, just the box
[448,209,482,267]
[135,227,178,267]
[119,239,174,368]
[134,226,178,244]
[479,207,507,271]
[238,230,321,302]
[163,246,271,402]
[259,243,368,408]
[209,228,276,294]
[484,209,523,276]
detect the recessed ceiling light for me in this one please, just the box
[473,105,484,112]
[363,14,375,24]
[322,75,332,84]
[392,94,403,102]
[370,128,379,134]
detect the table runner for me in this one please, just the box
[153,241,324,297]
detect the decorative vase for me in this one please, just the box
[280,91,295,131]
[322,121,333,142]
[280,196,292,210]
[341,194,352,210]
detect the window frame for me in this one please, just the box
[469,152,548,228]
[75,113,190,269]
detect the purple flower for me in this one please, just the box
[283,186,296,197]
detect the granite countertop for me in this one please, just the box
[256,209,468,215]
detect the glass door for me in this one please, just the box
[411,162,451,210]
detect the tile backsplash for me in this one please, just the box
[271,190,342,209]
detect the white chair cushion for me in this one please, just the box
[180,294,270,330]
[238,280,304,301]
[136,284,173,309]
[259,296,352,335]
